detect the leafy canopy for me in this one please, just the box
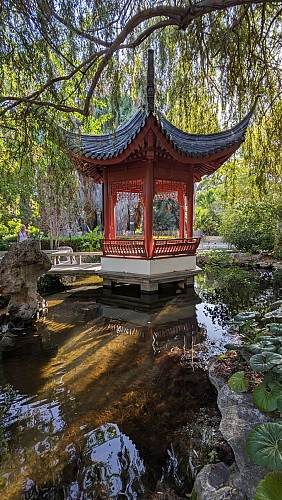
[1,1,282,221]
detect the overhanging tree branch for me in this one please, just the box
[1,0,281,116]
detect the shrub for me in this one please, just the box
[205,249,234,268]
[220,205,275,253]
[37,274,68,294]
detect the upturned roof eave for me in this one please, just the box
[66,97,259,162]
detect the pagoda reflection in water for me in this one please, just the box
[97,284,207,356]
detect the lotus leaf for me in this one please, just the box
[255,338,277,352]
[264,308,282,323]
[268,323,282,335]
[252,381,281,412]
[249,344,264,355]
[258,336,276,342]
[267,337,282,346]
[271,366,282,375]
[246,422,282,470]
[270,300,282,310]
[227,371,249,393]
[277,395,282,413]
[263,373,275,384]
[250,352,282,372]
[259,346,279,353]
[254,471,282,500]
[233,311,258,322]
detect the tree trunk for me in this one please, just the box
[274,218,281,254]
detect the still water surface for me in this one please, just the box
[0,270,278,499]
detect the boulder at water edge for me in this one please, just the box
[0,240,51,322]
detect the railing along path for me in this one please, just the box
[44,250,102,265]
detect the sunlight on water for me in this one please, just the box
[0,271,277,499]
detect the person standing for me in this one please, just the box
[17,224,30,243]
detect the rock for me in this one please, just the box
[193,462,245,500]
[205,358,271,500]
[257,261,273,269]
[232,253,260,267]
[0,240,51,322]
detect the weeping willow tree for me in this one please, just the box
[0,0,282,219]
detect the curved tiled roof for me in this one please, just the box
[160,102,256,158]
[67,108,149,160]
[67,99,258,161]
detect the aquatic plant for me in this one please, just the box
[246,423,282,471]
[233,311,259,323]
[268,323,282,335]
[254,471,282,500]
[227,371,249,393]
[249,352,282,373]
[263,308,282,323]
[224,304,282,498]
[252,381,282,413]
[273,269,282,289]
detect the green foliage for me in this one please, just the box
[227,371,249,393]
[252,381,281,413]
[225,306,282,487]
[0,218,43,249]
[233,312,258,323]
[37,275,67,294]
[263,308,282,323]
[153,198,179,233]
[0,1,281,260]
[273,270,282,289]
[268,324,282,336]
[220,203,276,253]
[195,176,224,235]
[254,471,282,500]
[80,227,103,251]
[207,449,220,464]
[236,320,262,346]
[40,235,102,252]
[246,423,282,471]
[249,352,282,373]
[205,249,233,268]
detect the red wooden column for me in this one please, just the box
[186,170,194,238]
[103,168,111,240]
[110,192,117,239]
[144,160,154,258]
[178,190,185,239]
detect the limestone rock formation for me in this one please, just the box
[193,358,271,500]
[0,240,51,323]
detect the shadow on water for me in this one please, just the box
[0,269,279,499]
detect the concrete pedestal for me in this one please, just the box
[100,255,201,293]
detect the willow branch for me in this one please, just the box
[0,97,86,115]
[1,1,281,116]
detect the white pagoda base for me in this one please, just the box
[99,255,202,293]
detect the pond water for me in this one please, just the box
[0,268,280,499]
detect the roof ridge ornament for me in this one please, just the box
[147,49,155,113]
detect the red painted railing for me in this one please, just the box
[101,239,147,258]
[153,238,200,257]
[101,238,200,259]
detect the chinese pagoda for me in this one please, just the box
[67,50,257,293]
